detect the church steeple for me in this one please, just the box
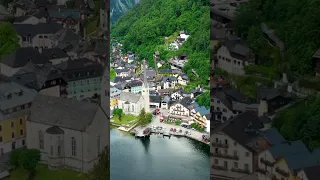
[142,60,150,113]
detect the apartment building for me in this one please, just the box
[60,58,103,100]
[191,106,210,127]
[126,80,143,94]
[110,86,121,109]
[0,82,37,155]
[169,97,194,117]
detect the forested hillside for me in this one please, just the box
[235,0,320,76]
[111,0,210,84]
[110,0,139,24]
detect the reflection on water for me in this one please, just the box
[110,129,210,180]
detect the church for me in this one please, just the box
[118,60,150,115]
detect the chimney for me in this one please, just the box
[282,73,288,84]
[258,98,268,116]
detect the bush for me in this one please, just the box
[10,148,24,168]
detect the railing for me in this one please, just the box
[260,158,275,167]
[231,168,250,174]
[212,152,239,160]
[275,167,289,177]
[211,142,229,148]
[211,165,228,171]
[256,167,267,174]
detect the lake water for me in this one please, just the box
[110,129,210,180]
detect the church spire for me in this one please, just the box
[143,59,148,86]
[142,59,150,113]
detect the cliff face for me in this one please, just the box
[110,0,139,24]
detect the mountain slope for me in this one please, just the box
[110,0,139,24]
[111,0,210,84]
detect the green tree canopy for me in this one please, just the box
[0,22,19,59]
[110,68,116,80]
[89,148,110,180]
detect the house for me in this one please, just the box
[13,23,63,48]
[161,95,171,109]
[211,112,265,180]
[51,28,81,55]
[110,76,132,86]
[161,76,177,89]
[0,82,37,155]
[191,106,210,128]
[170,58,188,70]
[13,15,47,25]
[150,95,161,108]
[59,58,103,100]
[169,97,193,117]
[47,7,81,33]
[177,74,189,85]
[210,0,247,25]
[296,164,320,180]
[127,80,143,94]
[115,68,131,77]
[257,140,320,180]
[26,94,109,173]
[212,88,251,122]
[110,86,121,110]
[171,89,185,101]
[158,88,173,97]
[216,36,255,75]
[179,31,190,41]
[10,62,68,98]
[8,0,36,17]
[0,47,50,77]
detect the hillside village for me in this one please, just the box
[110,33,211,133]
[0,0,110,179]
[210,0,320,180]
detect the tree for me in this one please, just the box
[110,68,116,80]
[138,108,147,125]
[195,91,210,108]
[113,108,123,121]
[18,149,41,175]
[0,22,19,59]
[89,147,110,180]
[146,113,153,123]
[10,148,24,168]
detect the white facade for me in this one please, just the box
[118,95,144,115]
[177,76,188,85]
[212,97,238,122]
[216,46,254,75]
[19,34,56,49]
[13,16,46,25]
[171,92,184,101]
[211,131,254,179]
[169,103,190,117]
[26,108,109,173]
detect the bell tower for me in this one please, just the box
[141,60,150,113]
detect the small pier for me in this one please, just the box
[135,128,151,138]
[163,131,171,138]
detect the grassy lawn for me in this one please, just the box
[10,164,89,180]
[111,114,138,125]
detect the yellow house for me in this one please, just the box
[273,157,295,180]
[110,86,121,109]
[0,82,37,155]
[110,97,118,108]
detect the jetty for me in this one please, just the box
[135,127,151,138]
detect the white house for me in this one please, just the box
[177,74,189,85]
[26,94,109,173]
[180,31,190,41]
[169,97,193,117]
[296,165,320,180]
[161,96,171,109]
[170,90,184,101]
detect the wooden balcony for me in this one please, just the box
[211,142,229,148]
[212,152,239,160]
[275,167,289,177]
[260,158,275,167]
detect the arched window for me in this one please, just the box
[50,146,53,156]
[71,137,76,156]
[132,105,134,112]
[97,135,100,155]
[39,131,44,149]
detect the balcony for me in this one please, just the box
[211,165,228,171]
[256,167,267,174]
[212,152,239,160]
[231,168,250,174]
[275,167,289,177]
[211,142,229,148]
[271,175,280,180]
[260,158,275,167]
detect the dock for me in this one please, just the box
[135,127,151,138]
[163,131,171,138]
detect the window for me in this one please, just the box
[20,129,23,136]
[223,108,227,112]
[216,138,218,143]
[217,107,220,111]
[224,149,228,154]
[12,132,15,138]
[39,131,44,149]
[132,105,134,112]
[0,125,2,132]
[0,136,2,142]
[44,36,48,39]
[23,36,27,41]
[71,137,76,156]
[11,122,14,128]
[39,36,43,39]
[244,164,249,170]
[57,146,61,156]
[222,116,227,121]
[245,152,250,157]
[234,60,236,64]
[238,61,240,65]
[217,100,220,103]
[224,161,228,169]
[234,162,238,168]
[0,148,3,155]
[214,159,218,164]
[12,142,16,150]
[225,139,228,145]
[97,135,100,154]
[20,119,23,125]
[50,146,53,156]
[22,140,25,146]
